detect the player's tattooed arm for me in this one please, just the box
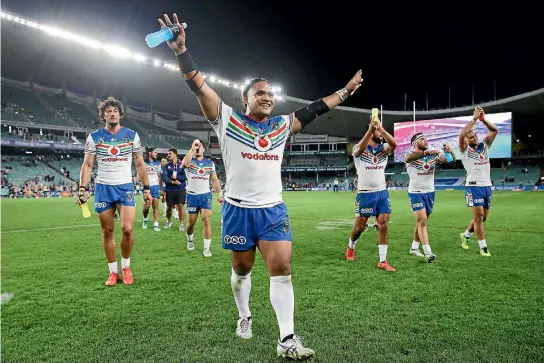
[377,124,398,154]
[459,107,481,152]
[480,115,498,147]
[404,151,426,163]
[79,153,95,188]
[133,152,150,186]
[352,125,375,158]
[291,70,363,134]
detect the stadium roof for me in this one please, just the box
[2,11,544,139]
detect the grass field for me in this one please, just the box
[2,191,544,362]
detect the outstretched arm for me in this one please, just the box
[352,125,375,158]
[480,112,499,147]
[291,70,363,135]
[459,107,481,152]
[159,14,220,121]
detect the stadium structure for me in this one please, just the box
[1,10,543,198]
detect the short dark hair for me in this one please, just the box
[147,147,156,153]
[168,148,178,155]
[411,132,424,145]
[241,77,270,110]
[98,97,125,122]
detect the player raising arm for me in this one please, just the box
[458,106,498,256]
[181,139,223,256]
[156,12,362,360]
[346,117,398,271]
[404,133,456,263]
[77,97,151,286]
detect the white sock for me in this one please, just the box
[203,239,211,250]
[153,221,159,227]
[378,244,388,262]
[478,239,487,249]
[422,244,432,256]
[411,240,420,250]
[121,257,130,269]
[186,233,194,242]
[143,217,148,222]
[270,275,295,341]
[231,269,251,318]
[108,262,118,274]
[464,230,473,238]
[348,238,357,249]
[163,202,167,212]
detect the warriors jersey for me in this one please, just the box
[84,127,142,185]
[354,143,390,193]
[405,153,441,193]
[184,157,215,194]
[209,101,292,208]
[461,142,492,187]
[145,160,161,186]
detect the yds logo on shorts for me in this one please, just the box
[224,235,247,245]
[94,202,107,209]
[412,202,424,209]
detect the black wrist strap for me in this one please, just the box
[143,185,150,191]
[176,51,197,74]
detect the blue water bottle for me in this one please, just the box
[443,143,454,162]
[145,23,187,48]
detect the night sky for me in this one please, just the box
[2,0,543,110]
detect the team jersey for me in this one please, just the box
[461,141,492,187]
[405,153,441,193]
[354,143,390,193]
[184,157,215,194]
[145,159,161,186]
[209,101,292,208]
[84,127,142,185]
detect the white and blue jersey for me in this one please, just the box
[184,157,215,214]
[405,153,441,215]
[145,159,162,199]
[461,142,492,209]
[209,102,293,251]
[84,127,142,213]
[353,143,392,217]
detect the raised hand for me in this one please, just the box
[444,144,453,153]
[473,106,483,121]
[346,70,363,95]
[158,13,187,55]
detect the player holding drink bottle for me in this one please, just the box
[181,139,223,256]
[154,12,363,359]
[77,97,152,286]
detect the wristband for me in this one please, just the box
[176,51,197,74]
[79,185,88,192]
[335,88,350,102]
[143,185,150,191]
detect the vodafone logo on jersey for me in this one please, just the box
[108,146,121,156]
[254,135,272,152]
[241,151,279,161]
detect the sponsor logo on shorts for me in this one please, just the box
[223,235,247,245]
[240,151,279,161]
[412,202,424,209]
[94,202,107,208]
[473,198,484,204]
[360,208,374,214]
[187,207,197,212]
[126,191,134,202]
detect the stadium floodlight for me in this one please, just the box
[1,10,289,100]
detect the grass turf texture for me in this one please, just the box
[2,191,544,362]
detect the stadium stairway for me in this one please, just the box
[40,160,76,183]
[35,93,83,128]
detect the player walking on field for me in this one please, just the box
[78,97,152,286]
[181,139,223,256]
[346,117,398,271]
[458,106,497,256]
[404,133,456,262]
[155,12,363,360]
[142,147,163,232]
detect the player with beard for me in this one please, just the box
[182,139,223,256]
[77,97,152,286]
[155,13,363,360]
[404,133,456,262]
[458,106,497,256]
[346,118,398,271]
[142,147,162,232]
